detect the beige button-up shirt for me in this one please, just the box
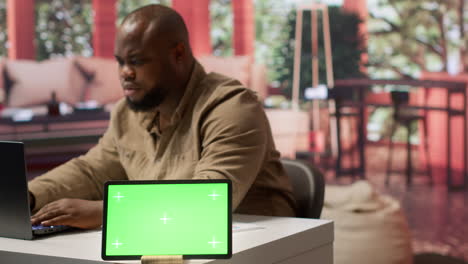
[29,62,296,216]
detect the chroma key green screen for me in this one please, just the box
[102,180,232,260]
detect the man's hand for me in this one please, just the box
[28,192,35,210]
[31,199,103,229]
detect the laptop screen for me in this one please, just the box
[102,179,232,260]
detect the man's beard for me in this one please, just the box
[126,86,167,112]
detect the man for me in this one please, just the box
[30,4,296,229]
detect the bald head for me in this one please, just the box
[114,4,196,113]
[118,4,191,55]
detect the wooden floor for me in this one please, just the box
[319,144,468,261]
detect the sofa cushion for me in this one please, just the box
[5,58,86,107]
[75,57,123,105]
[197,55,251,87]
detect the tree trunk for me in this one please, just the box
[458,0,467,72]
[436,12,448,71]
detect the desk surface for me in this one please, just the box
[0,215,333,264]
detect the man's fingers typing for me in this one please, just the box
[42,214,72,226]
[31,201,67,225]
[30,199,103,229]
[32,209,61,225]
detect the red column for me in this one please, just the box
[419,72,468,186]
[343,0,368,67]
[7,0,35,59]
[232,0,255,56]
[92,0,117,58]
[172,0,212,56]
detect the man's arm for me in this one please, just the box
[193,89,268,209]
[29,191,35,210]
[28,128,127,211]
[28,117,127,228]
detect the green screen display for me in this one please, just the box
[102,180,231,260]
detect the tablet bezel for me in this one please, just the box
[101,179,232,260]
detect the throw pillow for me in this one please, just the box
[6,58,86,107]
[75,56,123,105]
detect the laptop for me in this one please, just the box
[0,141,70,240]
[102,179,232,260]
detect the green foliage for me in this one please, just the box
[0,0,7,57]
[15,0,173,61]
[368,0,467,77]
[117,0,171,25]
[274,6,366,99]
[254,0,294,82]
[35,0,93,61]
[210,0,233,56]
[367,0,467,143]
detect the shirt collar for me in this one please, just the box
[137,60,207,134]
[171,61,206,124]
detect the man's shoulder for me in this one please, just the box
[203,72,245,91]
[191,73,264,128]
[198,72,260,107]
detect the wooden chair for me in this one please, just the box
[386,90,433,186]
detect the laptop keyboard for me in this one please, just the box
[32,224,48,230]
[32,224,70,235]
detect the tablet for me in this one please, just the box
[102,179,232,260]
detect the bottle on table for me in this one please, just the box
[47,91,60,116]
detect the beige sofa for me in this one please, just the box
[0,55,308,159]
[0,55,267,108]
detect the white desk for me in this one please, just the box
[0,215,333,264]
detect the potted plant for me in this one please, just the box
[271,5,367,157]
